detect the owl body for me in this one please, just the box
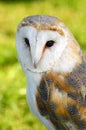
[16,15,86,130]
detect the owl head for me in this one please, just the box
[16,15,81,74]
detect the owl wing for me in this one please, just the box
[36,54,86,130]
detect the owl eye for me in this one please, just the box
[24,38,30,47]
[45,40,55,47]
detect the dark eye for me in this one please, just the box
[45,40,55,47]
[24,38,30,47]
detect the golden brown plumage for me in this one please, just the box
[36,53,86,130]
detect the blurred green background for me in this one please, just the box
[0,0,86,130]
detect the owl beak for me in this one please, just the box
[31,46,42,69]
[33,61,37,68]
[32,58,39,69]
[32,57,41,69]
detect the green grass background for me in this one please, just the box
[0,0,86,130]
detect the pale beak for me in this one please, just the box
[33,60,38,68]
[31,45,42,69]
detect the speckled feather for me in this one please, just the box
[36,55,86,130]
[18,15,65,36]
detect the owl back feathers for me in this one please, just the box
[36,53,86,130]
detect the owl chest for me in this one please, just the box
[26,73,41,116]
[26,72,56,130]
[26,66,86,130]
[26,73,74,130]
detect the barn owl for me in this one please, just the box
[16,15,86,130]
